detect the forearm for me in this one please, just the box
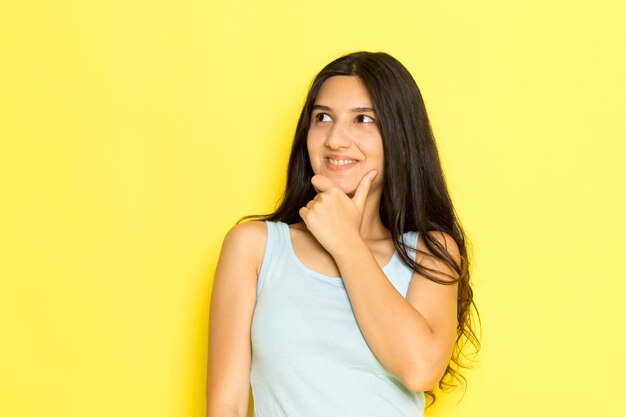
[333,239,443,389]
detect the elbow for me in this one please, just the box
[401,375,439,394]
[398,361,445,393]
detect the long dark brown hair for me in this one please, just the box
[244,51,480,404]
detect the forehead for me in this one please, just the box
[314,76,373,106]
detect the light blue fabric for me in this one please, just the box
[250,221,426,417]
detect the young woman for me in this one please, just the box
[207,51,479,417]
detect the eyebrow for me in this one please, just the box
[312,104,376,113]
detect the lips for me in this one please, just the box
[326,158,358,166]
[323,155,359,171]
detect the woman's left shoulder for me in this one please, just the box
[417,230,460,257]
[412,230,461,280]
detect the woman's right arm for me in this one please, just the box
[206,221,267,417]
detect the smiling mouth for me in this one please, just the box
[325,158,358,166]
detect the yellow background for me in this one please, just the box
[1,1,625,416]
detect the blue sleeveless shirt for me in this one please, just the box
[250,221,426,417]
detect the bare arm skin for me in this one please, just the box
[300,173,459,392]
[332,232,459,392]
[206,222,266,417]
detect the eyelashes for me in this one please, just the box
[315,113,332,122]
[313,113,376,124]
[356,115,375,123]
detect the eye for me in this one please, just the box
[356,114,375,123]
[315,113,332,122]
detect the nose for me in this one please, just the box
[324,121,350,149]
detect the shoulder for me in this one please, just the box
[417,230,460,259]
[414,230,461,282]
[221,221,268,273]
[225,220,268,243]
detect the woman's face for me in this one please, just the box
[307,75,384,198]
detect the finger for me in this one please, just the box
[311,174,336,193]
[299,206,308,221]
[352,170,377,209]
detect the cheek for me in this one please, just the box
[306,130,324,155]
[306,133,319,172]
[365,140,384,164]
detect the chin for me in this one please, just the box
[336,182,358,197]
[316,173,360,196]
